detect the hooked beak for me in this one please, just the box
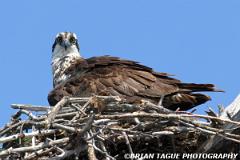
[61,40,71,50]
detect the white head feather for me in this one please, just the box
[51,32,81,87]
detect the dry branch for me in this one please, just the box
[11,104,50,112]
[0,138,69,157]
[198,94,240,152]
[0,95,240,159]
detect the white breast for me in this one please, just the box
[51,44,80,87]
[52,57,74,86]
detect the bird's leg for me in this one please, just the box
[158,95,165,107]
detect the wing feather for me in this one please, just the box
[48,56,221,111]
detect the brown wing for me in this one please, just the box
[48,56,220,110]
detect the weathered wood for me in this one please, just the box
[0,137,69,156]
[221,94,240,120]
[96,112,240,126]
[45,96,69,128]
[1,95,240,159]
[198,94,240,152]
[0,129,56,143]
[11,104,50,111]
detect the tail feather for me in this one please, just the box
[178,83,224,92]
[163,93,211,111]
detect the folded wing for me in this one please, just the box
[48,56,221,110]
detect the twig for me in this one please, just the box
[0,137,69,156]
[1,95,240,159]
[45,96,69,128]
[96,112,240,126]
[24,147,55,160]
[11,104,50,111]
[152,131,174,136]
[52,123,77,133]
[87,132,97,160]
[32,125,36,147]
[92,139,115,160]
[20,109,38,120]
[122,132,134,160]
[0,129,56,143]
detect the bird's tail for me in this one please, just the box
[164,93,212,111]
[178,83,224,92]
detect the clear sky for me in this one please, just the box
[0,1,239,127]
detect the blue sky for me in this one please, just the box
[0,1,239,127]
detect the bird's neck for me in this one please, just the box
[51,51,81,87]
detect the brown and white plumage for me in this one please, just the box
[48,32,222,111]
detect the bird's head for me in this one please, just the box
[52,32,80,59]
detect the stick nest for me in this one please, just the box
[0,96,240,160]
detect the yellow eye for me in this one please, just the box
[57,37,63,43]
[69,37,76,44]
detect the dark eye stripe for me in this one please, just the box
[76,39,80,51]
[52,36,63,52]
[57,37,63,43]
[52,40,57,52]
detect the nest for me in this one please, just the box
[0,96,240,160]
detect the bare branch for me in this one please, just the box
[1,95,240,159]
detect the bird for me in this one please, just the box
[48,32,222,111]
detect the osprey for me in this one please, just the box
[48,32,221,110]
